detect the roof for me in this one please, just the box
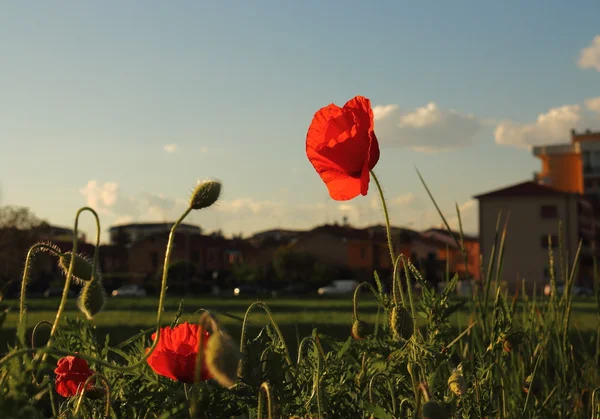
[473,181,578,200]
[422,228,478,242]
[108,222,201,231]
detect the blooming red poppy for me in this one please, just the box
[306,95,380,201]
[54,356,95,398]
[146,322,212,383]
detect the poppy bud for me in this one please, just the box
[447,369,466,397]
[58,252,97,284]
[502,331,523,353]
[205,331,240,388]
[389,306,413,340]
[77,278,105,320]
[523,374,542,395]
[189,180,221,210]
[422,400,448,419]
[351,320,371,340]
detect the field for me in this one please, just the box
[2,294,598,352]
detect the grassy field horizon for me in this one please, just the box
[3,295,598,353]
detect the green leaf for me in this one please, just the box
[337,336,352,359]
[363,402,395,419]
[418,311,429,319]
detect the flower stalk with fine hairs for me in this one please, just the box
[238,301,293,380]
[257,382,274,419]
[351,282,379,340]
[40,207,101,363]
[368,372,397,416]
[73,373,112,418]
[297,336,324,417]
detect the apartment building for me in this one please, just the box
[474,181,596,292]
[533,129,600,207]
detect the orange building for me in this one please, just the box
[533,129,600,207]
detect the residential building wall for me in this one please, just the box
[478,195,580,292]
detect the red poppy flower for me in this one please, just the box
[306,95,380,201]
[146,322,212,383]
[54,356,95,398]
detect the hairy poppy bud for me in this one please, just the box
[189,180,221,210]
[351,320,370,340]
[523,374,542,395]
[58,252,97,284]
[205,331,240,388]
[502,331,523,353]
[448,369,466,397]
[390,306,413,340]
[77,278,105,320]
[422,400,448,419]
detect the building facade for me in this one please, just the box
[475,181,596,292]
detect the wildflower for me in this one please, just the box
[389,306,413,340]
[351,319,370,340]
[306,95,380,201]
[189,180,221,210]
[447,368,466,397]
[205,330,240,388]
[54,356,95,398]
[146,322,212,383]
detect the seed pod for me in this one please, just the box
[58,252,98,284]
[351,320,371,340]
[205,331,240,388]
[502,331,524,353]
[77,278,105,320]
[448,368,466,397]
[422,400,449,419]
[189,180,221,210]
[389,306,413,340]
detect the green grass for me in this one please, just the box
[3,295,598,351]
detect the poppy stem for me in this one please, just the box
[73,372,112,418]
[370,170,405,307]
[257,382,274,419]
[352,282,379,322]
[296,337,324,416]
[42,207,100,363]
[17,242,63,346]
[238,302,293,380]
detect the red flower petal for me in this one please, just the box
[306,95,380,201]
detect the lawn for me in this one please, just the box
[2,294,598,352]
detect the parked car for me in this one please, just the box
[111,284,147,297]
[544,282,594,297]
[317,280,359,296]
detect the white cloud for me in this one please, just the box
[585,97,600,113]
[217,198,284,217]
[392,193,416,207]
[163,144,179,153]
[494,101,600,148]
[373,102,483,152]
[200,146,209,153]
[578,35,600,72]
[80,180,119,212]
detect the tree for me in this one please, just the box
[0,206,50,289]
[272,246,333,284]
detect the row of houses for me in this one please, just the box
[36,221,480,293]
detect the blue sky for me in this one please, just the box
[1,1,599,242]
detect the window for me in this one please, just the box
[540,235,558,248]
[151,252,158,269]
[585,178,593,189]
[540,205,558,218]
